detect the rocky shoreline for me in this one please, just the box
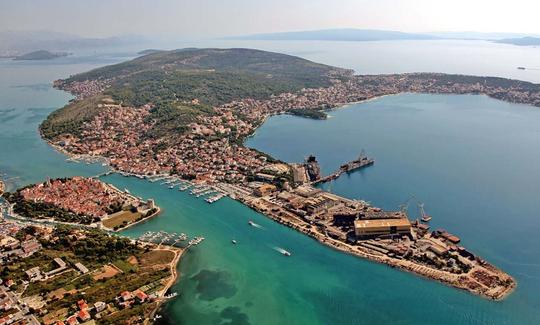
[240,195,515,300]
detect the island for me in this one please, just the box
[2,177,159,231]
[496,37,540,46]
[39,48,530,300]
[13,50,69,61]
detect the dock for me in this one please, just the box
[313,152,374,185]
[134,231,205,249]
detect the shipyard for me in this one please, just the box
[214,152,515,300]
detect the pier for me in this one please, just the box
[312,151,374,185]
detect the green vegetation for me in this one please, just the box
[41,48,351,140]
[1,225,176,324]
[144,101,215,139]
[286,108,328,119]
[49,226,143,264]
[66,48,349,89]
[40,95,108,139]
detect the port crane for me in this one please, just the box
[418,202,432,222]
[398,195,416,215]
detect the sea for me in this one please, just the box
[1,39,540,325]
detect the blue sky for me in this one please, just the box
[1,0,539,37]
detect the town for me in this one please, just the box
[41,69,527,301]
[2,177,158,231]
[51,72,540,184]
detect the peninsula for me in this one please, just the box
[39,48,530,300]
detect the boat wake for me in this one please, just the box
[273,246,292,256]
[248,220,263,229]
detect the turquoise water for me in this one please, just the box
[1,42,540,324]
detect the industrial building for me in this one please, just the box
[354,218,412,239]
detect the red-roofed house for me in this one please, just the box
[134,290,148,303]
[120,291,132,302]
[77,309,91,322]
[66,315,79,325]
[77,299,88,311]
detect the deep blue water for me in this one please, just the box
[1,40,540,324]
[246,93,540,324]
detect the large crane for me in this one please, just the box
[418,202,432,222]
[399,195,416,215]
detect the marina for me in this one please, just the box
[135,230,204,249]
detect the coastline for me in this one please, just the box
[39,95,517,301]
[240,196,515,300]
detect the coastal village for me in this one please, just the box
[53,72,540,182]
[1,186,183,325]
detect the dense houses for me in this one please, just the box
[43,71,528,302]
[20,177,129,220]
[53,79,112,100]
[52,73,540,187]
[0,220,170,324]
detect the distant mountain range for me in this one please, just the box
[495,37,540,46]
[0,30,146,57]
[231,29,439,42]
[230,29,540,45]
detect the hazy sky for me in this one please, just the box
[1,0,539,38]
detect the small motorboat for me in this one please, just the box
[248,220,255,226]
[232,239,237,244]
[282,250,291,256]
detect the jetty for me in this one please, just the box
[313,151,374,185]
